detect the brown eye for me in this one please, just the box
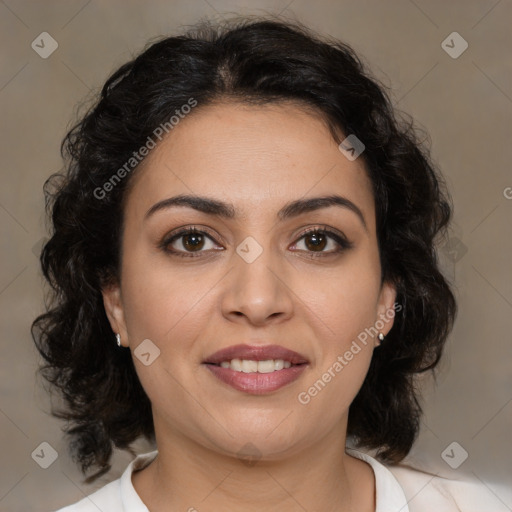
[161,227,221,258]
[304,231,328,251]
[292,227,353,256]
[181,232,206,251]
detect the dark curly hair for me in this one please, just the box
[31,15,457,484]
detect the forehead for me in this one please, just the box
[123,101,375,228]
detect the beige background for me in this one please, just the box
[1,1,511,510]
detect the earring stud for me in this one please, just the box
[377,332,385,346]
[115,333,121,347]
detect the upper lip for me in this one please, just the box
[203,344,309,365]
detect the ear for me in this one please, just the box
[376,280,397,337]
[102,282,129,347]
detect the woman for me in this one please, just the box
[32,16,490,512]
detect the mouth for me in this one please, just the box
[202,344,309,394]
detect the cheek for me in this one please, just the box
[119,248,200,344]
[291,251,381,408]
[296,254,382,338]
[295,267,378,420]
[296,348,372,434]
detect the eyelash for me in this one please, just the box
[159,225,353,259]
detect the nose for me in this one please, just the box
[220,246,294,327]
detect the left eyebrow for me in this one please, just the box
[278,195,367,231]
[144,194,368,231]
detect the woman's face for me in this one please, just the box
[103,101,396,460]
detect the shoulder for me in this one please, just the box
[53,479,122,511]
[387,460,509,512]
[53,450,158,512]
[347,447,509,512]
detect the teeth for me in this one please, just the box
[257,360,277,373]
[230,358,243,372]
[218,359,293,373]
[241,360,258,373]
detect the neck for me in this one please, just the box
[132,421,375,512]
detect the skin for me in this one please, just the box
[103,100,396,512]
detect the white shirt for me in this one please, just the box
[54,448,507,511]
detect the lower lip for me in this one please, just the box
[204,364,307,394]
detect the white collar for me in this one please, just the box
[346,448,410,512]
[120,450,157,511]
[119,448,409,512]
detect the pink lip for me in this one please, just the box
[205,364,307,394]
[202,344,309,395]
[203,344,309,365]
